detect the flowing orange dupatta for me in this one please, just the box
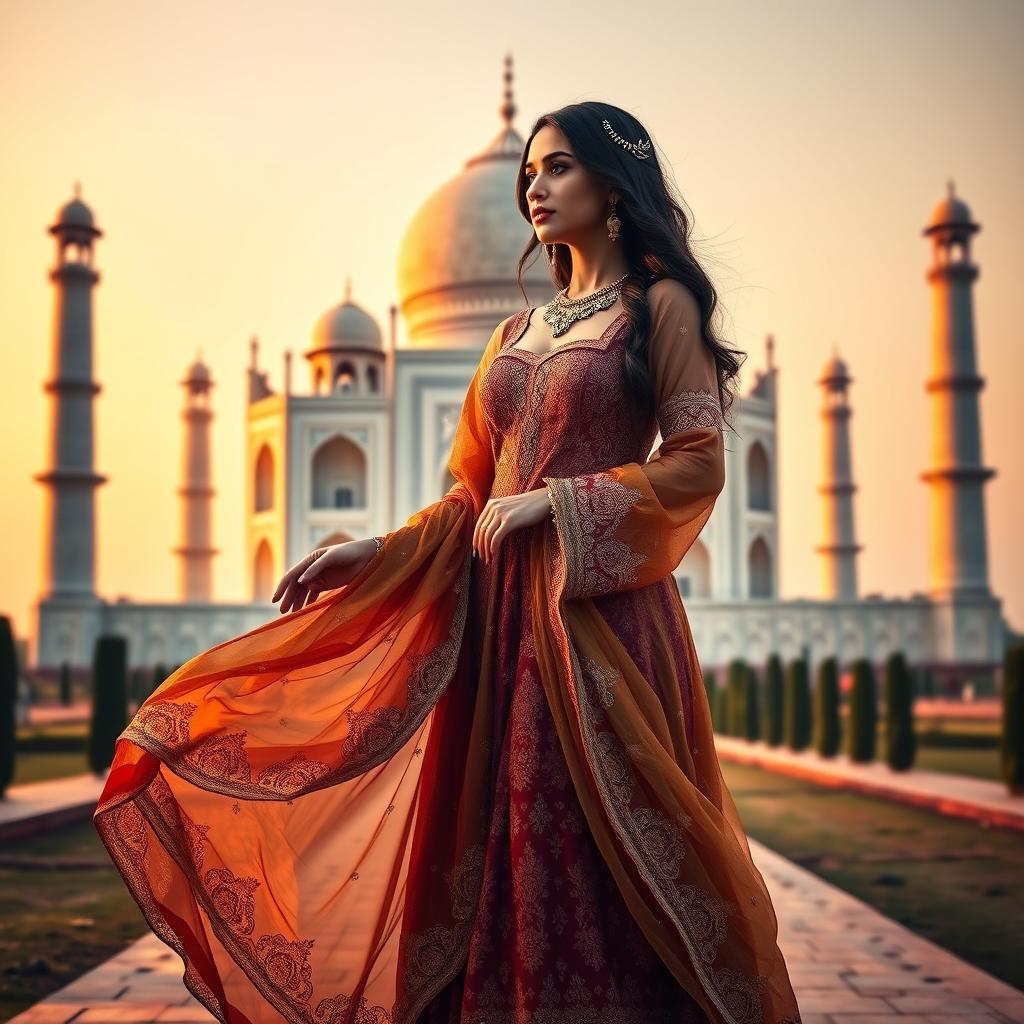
[94,279,800,1024]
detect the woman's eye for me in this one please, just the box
[525,163,566,183]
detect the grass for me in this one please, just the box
[13,722,92,784]
[0,819,150,1019]
[720,760,1024,992]
[914,745,1001,781]
[13,752,92,785]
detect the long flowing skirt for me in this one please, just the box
[418,527,709,1023]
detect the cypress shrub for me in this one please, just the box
[88,635,129,776]
[814,656,841,758]
[151,662,169,697]
[744,664,761,741]
[1001,644,1024,794]
[129,667,143,706]
[0,615,18,797]
[726,658,747,737]
[847,656,877,763]
[713,684,729,733]
[919,666,935,697]
[762,653,784,746]
[884,651,916,771]
[784,657,811,751]
[59,661,73,705]
[702,667,718,729]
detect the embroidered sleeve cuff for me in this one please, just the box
[543,472,648,600]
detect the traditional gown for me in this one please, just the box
[94,278,802,1024]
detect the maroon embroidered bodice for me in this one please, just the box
[479,307,660,500]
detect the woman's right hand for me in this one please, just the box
[271,538,380,614]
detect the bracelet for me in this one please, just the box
[546,487,556,519]
[371,536,384,555]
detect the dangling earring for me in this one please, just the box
[546,243,557,266]
[607,201,621,242]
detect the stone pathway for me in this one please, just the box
[714,736,1024,833]
[0,772,108,842]
[8,839,1024,1023]
[20,700,92,726]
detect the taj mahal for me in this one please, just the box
[32,60,1007,685]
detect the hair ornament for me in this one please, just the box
[601,118,652,160]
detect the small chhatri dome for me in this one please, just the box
[48,182,101,239]
[819,348,851,386]
[310,278,384,353]
[187,360,211,383]
[926,180,976,233]
[53,181,98,232]
[182,350,213,388]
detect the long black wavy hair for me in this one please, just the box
[514,100,745,430]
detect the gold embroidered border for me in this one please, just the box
[120,554,471,803]
[658,388,724,439]
[135,778,396,1023]
[393,842,487,1024]
[542,505,769,1024]
[544,476,586,596]
[543,473,647,599]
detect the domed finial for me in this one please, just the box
[73,180,81,199]
[500,52,516,128]
[345,276,351,302]
[947,178,956,200]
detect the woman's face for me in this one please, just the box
[524,124,610,245]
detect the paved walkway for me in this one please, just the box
[20,700,92,726]
[714,736,1024,832]
[914,698,999,721]
[8,838,1024,1023]
[0,772,108,842]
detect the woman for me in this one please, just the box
[94,101,801,1024]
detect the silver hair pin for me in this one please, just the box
[602,118,652,160]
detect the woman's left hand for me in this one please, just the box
[473,487,551,565]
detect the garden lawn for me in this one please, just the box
[721,760,1024,992]
[0,819,148,1019]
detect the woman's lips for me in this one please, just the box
[533,210,554,223]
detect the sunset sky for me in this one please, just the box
[1,0,1021,655]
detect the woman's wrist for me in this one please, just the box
[539,485,556,522]
[356,535,384,560]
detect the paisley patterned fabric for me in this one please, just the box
[94,277,801,1024]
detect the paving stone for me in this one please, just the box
[8,838,1022,1023]
[829,1017,934,1024]
[75,1006,174,1021]
[153,1009,217,1021]
[981,998,1024,1023]
[887,995,1002,1013]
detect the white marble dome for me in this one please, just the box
[396,112,553,349]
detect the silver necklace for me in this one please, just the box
[543,272,630,338]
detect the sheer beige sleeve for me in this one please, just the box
[543,278,725,599]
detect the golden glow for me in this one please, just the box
[1,0,1021,651]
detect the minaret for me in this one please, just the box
[35,184,107,600]
[174,354,218,601]
[815,350,861,601]
[920,181,994,598]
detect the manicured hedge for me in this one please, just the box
[814,655,841,758]
[88,635,129,775]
